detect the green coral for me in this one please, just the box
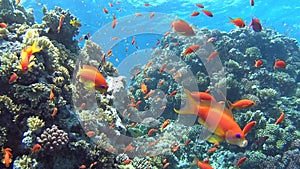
[127,124,148,138]
[27,116,45,132]
[244,151,267,168]
[245,46,261,59]
[257,88,278,103]
[0,95,21,115]
[0,28,9,40]
[13,155,38,169]
[14,83,49,107]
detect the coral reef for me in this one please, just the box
[0,0,299,168]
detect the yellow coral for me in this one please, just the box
[27,116,45,132]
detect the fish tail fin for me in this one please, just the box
[227,100,234,111]
[228,17,234,24]
[31,40,42,54]
[173,88,198,115]
[28,61,35,69]
[193,155,200,165]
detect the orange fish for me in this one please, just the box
[194,156,214,169]
[144,61,153,71]
[131,36,136,45]
[275,110,284,125]
[0,22,7,28]
[207,147,217,153]
[140,82,148,94]
[57,15,65,33]
[76,65,108,92]
[202,10,213,17]
[274,60,286,69]
[183,45,200,56]
[107,49,112,58]
[157,79,165,86]
[16,0,21,4]
[235,157,247,168]
[173,72,182,80]
[19,40,43,74]
[160,119,170,131]
[171,144,180,152]
[103,8,108,14]
[254,60,263,67]
[174,89,254,147]
[79,102,86,110]
[144,89,155,99]
[172,20,195,36]
[79,165,87,169]
[31,144,42,153]
[86,131,96,137]
[122,142,135,152]
[111,37,118,40]
[184,139,192,146]
[109,123,116,129]
[190,91,216,102]
[163,162,170,168]
[213,142,220,147]
[123,159,131,165]
[195,3,204,8]
[49,89,54,100]
[112,15,117,28]
[229,17,245,28]
[191,11,200,17]
[242,121,256,135]
[169,90,178,97]
[8,72,18,84]
[160,63,167,73]
[229,99,255,110]
[249,18,262,32]
[51,107,58,118]
[206,37,216,43]
[2,148,12,167]
[135,13,142,17]
[207,51,219,62]
[108,2,113,7]
[147,128,158,136]
[149,12,155,19]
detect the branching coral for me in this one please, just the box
[27,116,45,132]
[13,155,38,169]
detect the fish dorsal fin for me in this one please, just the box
[174,88,199,115]
[203,100,234,119]
[82,65,99,72]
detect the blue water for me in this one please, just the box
[23,0,300,68]
[25,0,300,42]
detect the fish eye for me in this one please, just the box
[235,133,241,138]
[100,85,106,89]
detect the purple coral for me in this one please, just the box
[37,125,68,151]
